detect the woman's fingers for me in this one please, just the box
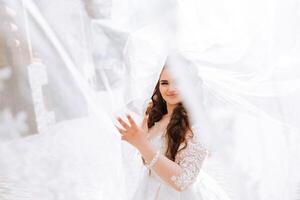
[127,115,137,128]
[115,125,125,134]
[115,125,127,141]
[121,135,127,141]
[115,115,139,143]
[117,117,130,129]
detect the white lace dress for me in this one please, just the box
[131,127,208,200]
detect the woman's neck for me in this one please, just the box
[166,103,177,116]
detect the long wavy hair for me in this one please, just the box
[144,68,194,166]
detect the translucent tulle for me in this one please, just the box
[0,0,300,200]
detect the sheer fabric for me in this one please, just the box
[170,137,208,191]
[0,0,300,200]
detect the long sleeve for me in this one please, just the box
[137,122,208,192]
[170,138,208,191]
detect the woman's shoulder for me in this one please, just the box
[178,126,208,154]
[176,137,208,163]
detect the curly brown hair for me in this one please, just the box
[143,69,194,167]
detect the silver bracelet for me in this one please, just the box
[145,150,160,169]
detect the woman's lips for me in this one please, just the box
[167,94,177,98]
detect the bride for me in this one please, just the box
[115,65,208,199]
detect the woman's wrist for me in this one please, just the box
[135,135,150,150]
[145,150,160,169]
[137,139,157,164]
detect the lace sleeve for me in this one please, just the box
[170,138,208,191]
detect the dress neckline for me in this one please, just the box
[148,127,167,141]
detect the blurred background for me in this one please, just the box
[0,0,300,199]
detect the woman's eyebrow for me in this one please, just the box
[160,79,168,82]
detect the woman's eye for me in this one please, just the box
[161,82,168,85]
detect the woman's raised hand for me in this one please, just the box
[115,114,149,149]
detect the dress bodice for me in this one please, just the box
[149,130,167,154]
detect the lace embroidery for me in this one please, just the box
[170,139,207,191]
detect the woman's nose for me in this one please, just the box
[167,83,178,94]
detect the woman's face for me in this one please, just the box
[159,68,181,105]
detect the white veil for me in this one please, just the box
[0,0,300,199]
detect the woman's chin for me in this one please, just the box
[166,99,181,105]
